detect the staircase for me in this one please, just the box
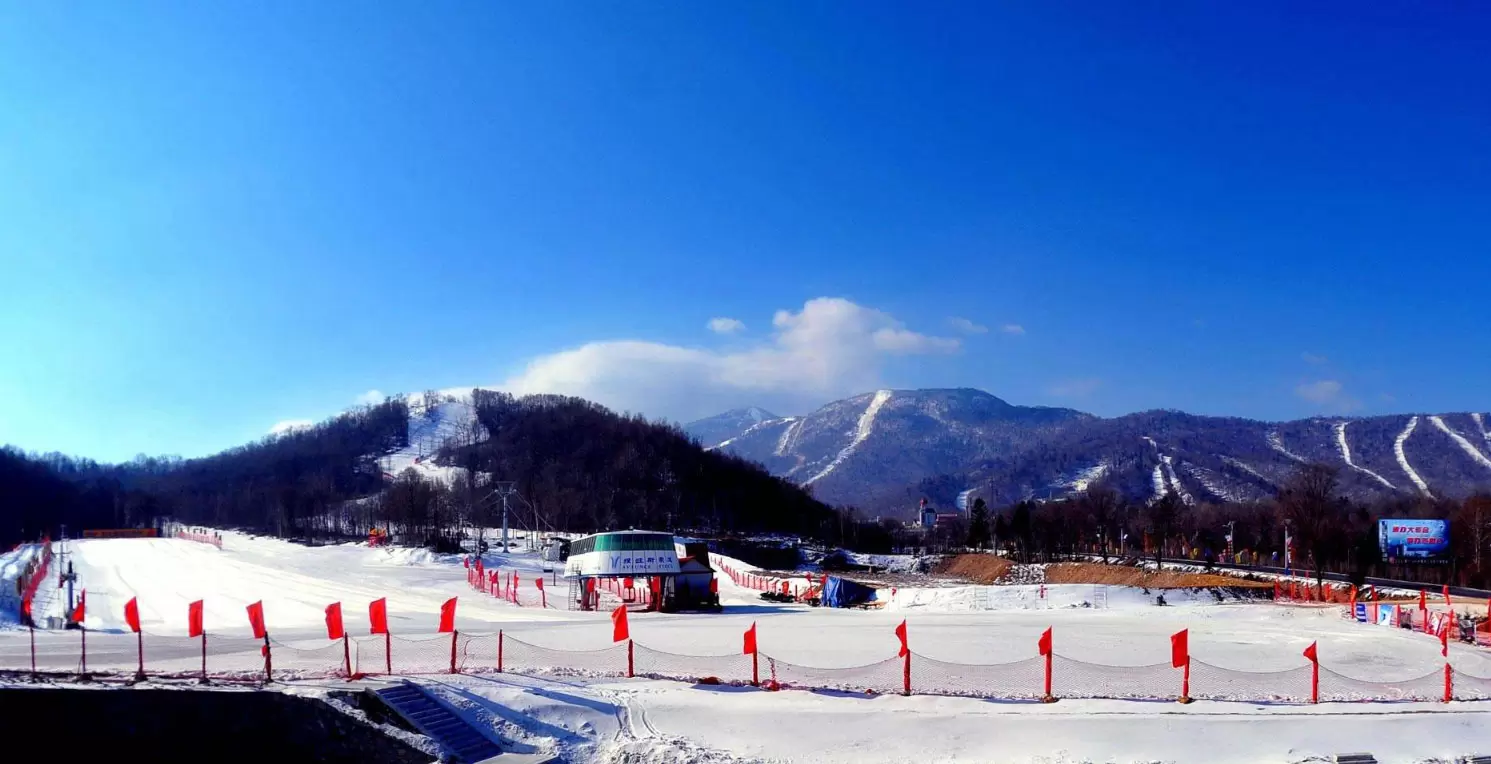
[374,681,503,763]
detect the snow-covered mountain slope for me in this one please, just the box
[694,391,1491,514]
[683,407,779,449]
[379,391,485,485]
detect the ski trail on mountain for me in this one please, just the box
[1141,437,1192,504]
[1428,415,1491,472]
[1266,431,1307,463]
[804,390,893,485]
[774,418,802,456]
[1394,416,1432,497]
[1333,421,1397,490]
[1473,413,1490,444]
[1221,456,1274,486]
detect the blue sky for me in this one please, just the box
[1,3,1487,461]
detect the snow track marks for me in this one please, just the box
[804,390,892,485]
[1429,415,1491,473]
[1394,416,1432,497]
[1333,421,1397,490]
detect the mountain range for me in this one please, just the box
[683,389,1491,515]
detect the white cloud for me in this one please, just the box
[1000,323,1026,336]
[355,389,386,405]
[948,317,988,335]
[1295,379,1343,403]
[707,317,746,334]
[501,297,959,421]
[1301,352,1328,365]
[268,419,314,436]
[1049,378,1101,398]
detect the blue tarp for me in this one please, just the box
[820,575,877,608]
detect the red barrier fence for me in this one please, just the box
[173,529,223,549]
[16,538,53,623]
[6,628,1488,703]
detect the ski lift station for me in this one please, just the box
[562,530,720,612]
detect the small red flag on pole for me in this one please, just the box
[325,603,344,641]
[438,597,457,633]
[246,601,267,640]
[1170,629,1188,668]
[1303,641,1319,704]
[894,619,909,657]
[1037,627,1053,657]
[1443,584,1453,610]
[124,597,141,634]
[71,590,86,625]
[743,622,758,655]
[611,605,630,642]
[188,600,205,638]
[369,598,389,634]
[1419,589,1427,611]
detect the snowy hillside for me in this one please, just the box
[693,389,1491,513]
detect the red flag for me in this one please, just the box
[535,577,544,591]
[1440,623,1449,657]
[743,622,758,655]
[246,601,267,639]
[325,602,344,640]
[1302,641,1318,663]
[624,577,634,589]
[124,597,141,633]
[611,605,630,642]
[1170,629,1188,668]
[369,598,389,634]
[71,590,86,625]
[463,557,470,569]
[1037,627,1053,657]
[188,600,205,637]
[1442,584,1453,610]
[438,597,457,633]
[19,596,31,621]
[895,619,909,657]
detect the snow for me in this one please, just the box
[7,535,1491,763]
[380,394,483,485]
[1474,412,1489,443]
[1149,464,1168,502]
[804,390,893,485]
[1143,437,1193,505]
[1181,463,1245,503]
[1064,462,1109,493]
[1335,420,1398,490]
[1220,455,1272,484]
[1394,416,1433,496]
[1429,414,1491,472]
[773,418,802,456]
[1267,430,1308,463]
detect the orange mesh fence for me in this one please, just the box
[1051,656,1177,700]
[501,635,629,678]
[762,654,904,694]
[632,644,753,684]
[911,654,1046,699]
[1190,661,1311,703]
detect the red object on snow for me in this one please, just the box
[71,590,86,625]
[743,622,758,655]
[895,620,909,657]
[246,601,267,639]
[1170,629,1188,668]
[188,600,205,637]
[1037,627,1053,657]
[369,598,389,634]
[438,597,458,633]
[611,605,630,642]
[1303,641,1318,662]
[124,596,141,634]
[325,602,344,641]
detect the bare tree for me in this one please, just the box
[1277,464,1345,591]
[1146,491,1183,567]
[1081,483,1119,563]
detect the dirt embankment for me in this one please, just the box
[934,555,1271,589]
[932,555,1011,584]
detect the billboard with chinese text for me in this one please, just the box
[1378,519,1450,563]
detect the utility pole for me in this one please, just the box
[483,483,519,553]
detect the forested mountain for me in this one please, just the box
[689,390,1491,515]
[0,393,832,549]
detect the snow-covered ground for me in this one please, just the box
[4,534,1491,764]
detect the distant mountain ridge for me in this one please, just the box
[684,390,1491,514]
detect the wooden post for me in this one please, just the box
[80,626,88,677]
[751,651,759,687]
[449,630,459,674]
[29,624,36,677]
[263,634,273,683]
[136,630,146,682]
[901,651,911,696]
[199,631,208,683]
[498,630,504,673]
[341,634,351,679]
[384,631,392,675]
[627,639,635,678]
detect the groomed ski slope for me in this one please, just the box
[6,535,1491,764]
[1429,415,1491,472]
[804,389,893,485]
[1394,416,1433,496]
[1334,420,1397,490]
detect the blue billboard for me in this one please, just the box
[1378,519,1450,563]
